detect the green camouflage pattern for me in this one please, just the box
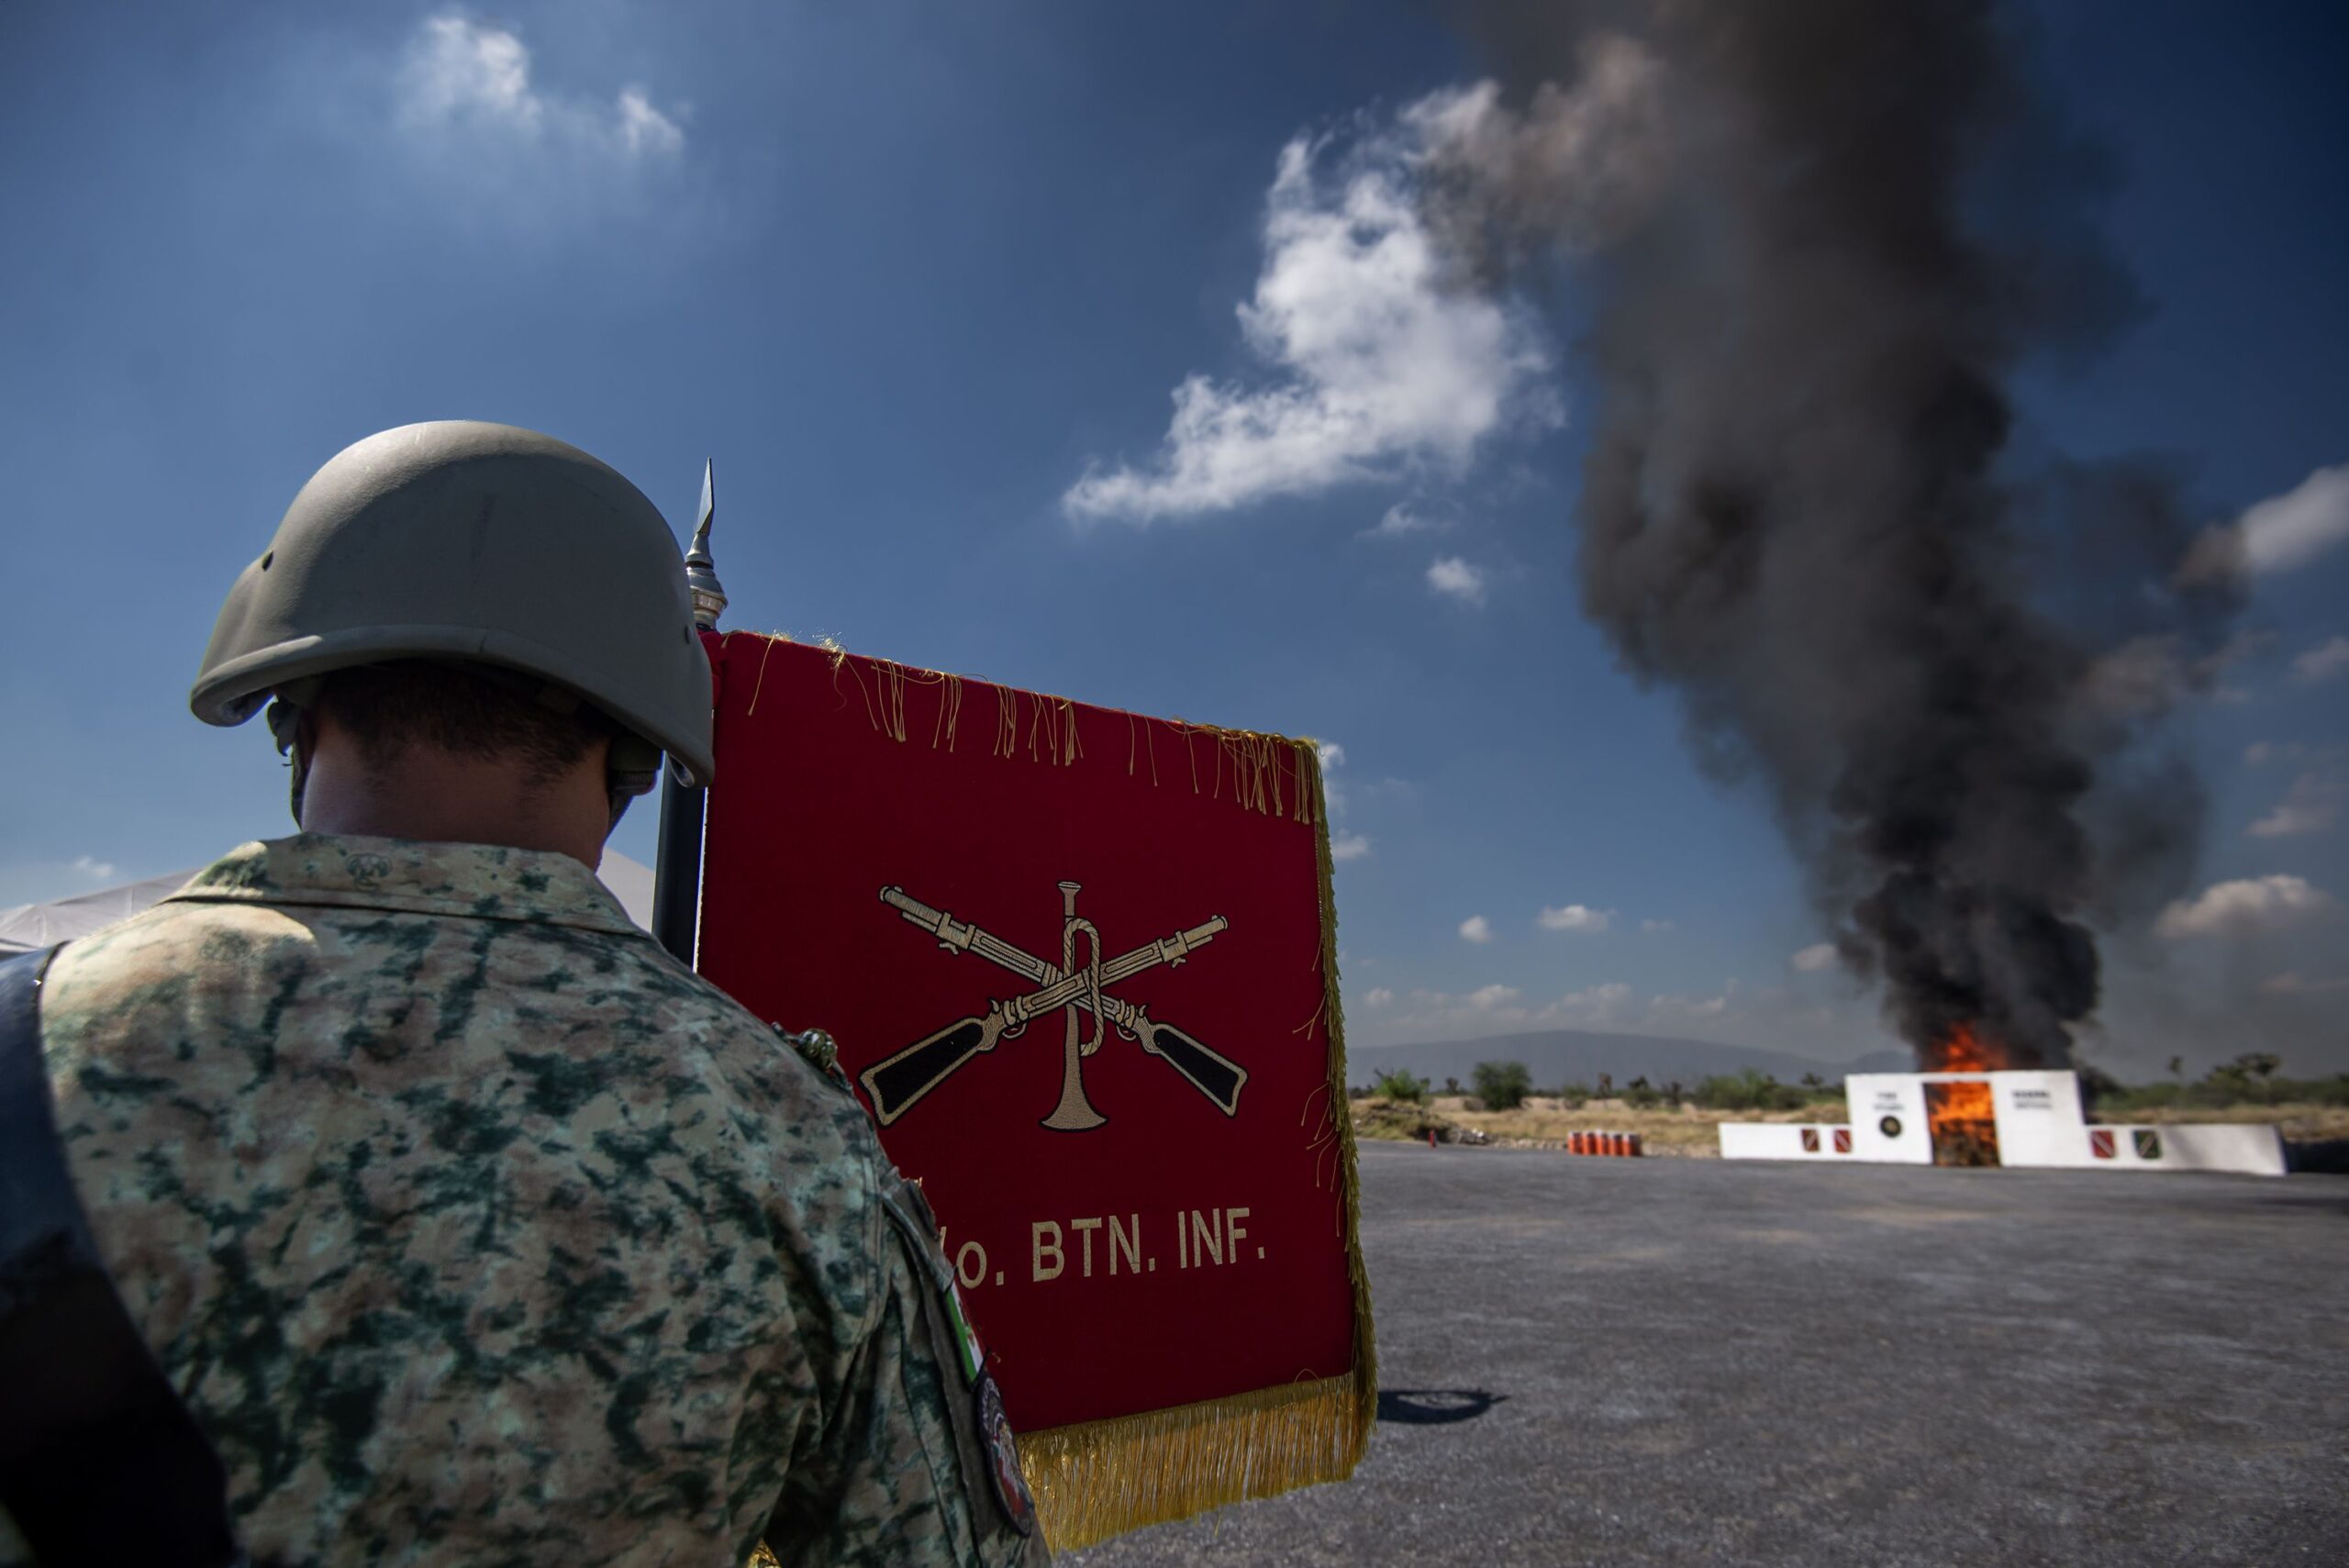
[0,834,1042,1568]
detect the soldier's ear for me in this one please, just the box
[266,679,327,829]
[285,712,317,828]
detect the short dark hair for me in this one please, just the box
[316,662,616,788]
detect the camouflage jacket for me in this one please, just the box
[0,835,1042,1568]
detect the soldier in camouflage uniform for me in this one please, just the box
[0,423,1041,1567]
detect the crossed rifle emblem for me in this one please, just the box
[858,882,1249,1131]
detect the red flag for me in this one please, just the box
[695,635,1372,1547]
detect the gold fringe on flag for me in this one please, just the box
[1016,1372,1368,1551]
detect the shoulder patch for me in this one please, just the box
[975,1371,1037,1539]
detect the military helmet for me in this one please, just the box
[191,420,715,786]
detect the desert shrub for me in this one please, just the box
[2099,1080,2183,1112]
[1353,1098,1454,1142]
[1556,1081,1592,1108]
[2303,1075,2349,1106]
[1375,1067,1430,1104]
[2203,1052,2282,1104]
[1622,1074,1662,1109]
[1471,1060,1532,1112]
[1693,1069,1807,1113]
[2104,1065,2349,1112]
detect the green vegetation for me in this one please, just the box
[1353,1097,1456,1142]
[1373,1067,1431,1104]
[1688,1069,1834,1113]
[1471,1060,1533,1111]
[2089,1054,2349,1112]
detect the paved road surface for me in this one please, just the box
[1066,1142,2348,1567]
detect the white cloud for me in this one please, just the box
[1458,914,1492,943]
[1653,990,1729,1019]
[1313,740,1352,820]
[70,855,116,882]
[1363,503,1439,539]
[1791,942,1839,973]
[1536,903,1612,933]
[1364,986,1395,1006]
[1062,107,1556,524]
[1379,979,1631,1038]
[1640,917,1675,934]
[2292,635,2349,684]
[1330,832,1373,862]
[2156,875,2336,940]
[1544,982,1633,1024]
[403,16,537,128]
[2249,761,2347,839]
[1375,972,1845,1042]
[1426,556,1489,605]
[2180,464,2349,583]
[615,87,685,158]
[396,15,685,168]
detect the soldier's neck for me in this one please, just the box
[297,734,613,871]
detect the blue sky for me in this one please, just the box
[3,1,2343,1073]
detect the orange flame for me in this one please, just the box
[1922,1023,2002,1165]
[1927,1020,2007,1073]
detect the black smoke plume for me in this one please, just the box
[1424,0,2237,1066]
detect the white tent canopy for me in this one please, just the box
[0,850,659,954]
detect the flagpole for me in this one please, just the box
[653,460,724,963]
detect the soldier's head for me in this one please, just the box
[191,422,715,865]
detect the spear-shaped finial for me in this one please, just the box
[654,458,725,963]
[684,459,727,629]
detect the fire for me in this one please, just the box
[1927,1020,2006,1073]
[1922,1023,2003,1166]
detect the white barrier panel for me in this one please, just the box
[1845,1075,1934,1163]
[1983,1072,2089,1167]
[1717,1123,1868,1161]
[2005,1122,2287,1177]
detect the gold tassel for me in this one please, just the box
[1016,1373,1369,1551]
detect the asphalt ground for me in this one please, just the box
[1065,1142,2349,1568]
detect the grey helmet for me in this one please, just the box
[191,420,716,788]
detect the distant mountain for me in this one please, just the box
[1346,1028,1909,1092]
